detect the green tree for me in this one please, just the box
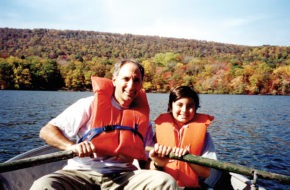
[0,59,14,89]
[271,65,290,95]
[248,62,272,94]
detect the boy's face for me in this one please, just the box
[112,62,143,107]
[170,97,196,127]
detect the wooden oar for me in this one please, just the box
[0,150,75,173]
[146,146,290,184]
[1,147,289,184]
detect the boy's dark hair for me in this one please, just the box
[168,86,200,112]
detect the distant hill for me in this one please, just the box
[0,27,253,59]
[0,27,289,95]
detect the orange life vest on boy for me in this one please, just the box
[155,113,214,187]
[79,76,149,160]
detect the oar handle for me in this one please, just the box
[0,150,76,173]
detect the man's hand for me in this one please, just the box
[66,141,97,158]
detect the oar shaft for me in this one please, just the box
[1,147,289,184]
[146,146,290,184]
[178,154,290,184]
[0,150,75,173]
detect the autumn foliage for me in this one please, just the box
[0,28,289,95]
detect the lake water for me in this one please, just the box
[0,90,289,189]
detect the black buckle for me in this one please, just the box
[133,124,138,134]
[103,125,115,132]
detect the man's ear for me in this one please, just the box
[112,76,116,86]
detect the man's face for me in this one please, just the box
[112,62,143,107]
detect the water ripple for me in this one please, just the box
[1,92,289,189]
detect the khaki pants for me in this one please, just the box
[30,169,178,190]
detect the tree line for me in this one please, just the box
[0,28,289,95]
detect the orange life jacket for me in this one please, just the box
[155,113,214,187]
[79,76,150,160]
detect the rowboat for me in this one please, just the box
[0,145,280,190]
[0,146,66,190]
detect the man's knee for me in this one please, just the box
[30,174,63,190]
[30,175,50,190]
[149,170,178,189]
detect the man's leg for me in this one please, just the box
[100,170,178,190]
[30,170,100,190]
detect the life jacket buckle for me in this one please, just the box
[103,125,115,132]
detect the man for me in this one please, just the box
[30,59,177,190]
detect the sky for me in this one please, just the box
[1,0,290,46]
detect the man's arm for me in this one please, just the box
[40,123,96,157]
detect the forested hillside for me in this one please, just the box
[0,28,289,95]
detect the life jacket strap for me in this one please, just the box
[78,124,144,143]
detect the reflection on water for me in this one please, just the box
[0,91,289,189]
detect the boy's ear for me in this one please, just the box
[168,103,172,112]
